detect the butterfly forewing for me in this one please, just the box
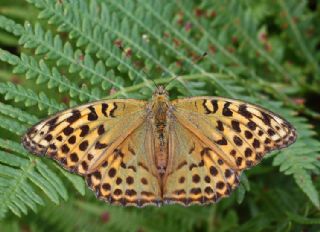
[163,120,240,205]
[172,97,297,171]
[86,121,162,207]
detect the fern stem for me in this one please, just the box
[0,69,16,81]
[0,6,37,20]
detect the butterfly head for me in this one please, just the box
[154,85,169,98]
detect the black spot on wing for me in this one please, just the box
[233,136,243,146]
[79,140,89,151]
[63,126,74,136]
[231,120,241,132]
[238,104,252,119]
[101,103,108,117]
[216,120,224,131]
[203,100,211,114]
[244,130,253,139]
[88,106,98,121]
[80,125,90,137]
[44,134,53,142]
[67,110,81,123]
[216,137,227,145]
[222,102,233,116]
[109,103,118,118]
[47,116,59,130]
[211,100,218,113]
[210,166,218,176]
[97,125,105,135]
[244,148,252,157]
[70,153,79,162]
[247,121,257,130]
[61,144,70,154]
[260,111,272,126]
[95,141,108,149]
[203,99,218,114]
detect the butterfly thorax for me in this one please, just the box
[151,86,170,176]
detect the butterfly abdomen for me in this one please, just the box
[152,96,170,176]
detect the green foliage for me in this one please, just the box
[0,0,319,231]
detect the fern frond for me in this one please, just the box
[55,165,86,197]
[101,0,247,96]
[175,1,245,67]
[19,22,127,94]
[14,53,100,102]
[27,0,154,90]
[0,102,38,125]
[0,115,27,135]
[24,200,170,232]
[286,211,320,225]
[0,150,49,218]
[229,2,291,80]
[278,0,319,76]
[0,138,85,218]
[0,14,123,93]
[0,82,64,114]
[272,118,320,208]
[0,15,24,36]
[75,1,171,73]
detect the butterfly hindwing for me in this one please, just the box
[86,121,162,207]
[163,120,240,205]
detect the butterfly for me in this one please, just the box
[22,85,297,207]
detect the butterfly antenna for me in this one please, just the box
[116,43,158,88]
[141,68,158,88]
[164,51,208,89]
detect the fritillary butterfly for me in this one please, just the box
[22,85,297,207]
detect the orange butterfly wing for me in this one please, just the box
[162,97,296,205]
[22,99,162,207]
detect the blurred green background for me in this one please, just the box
[0,0,319,231]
